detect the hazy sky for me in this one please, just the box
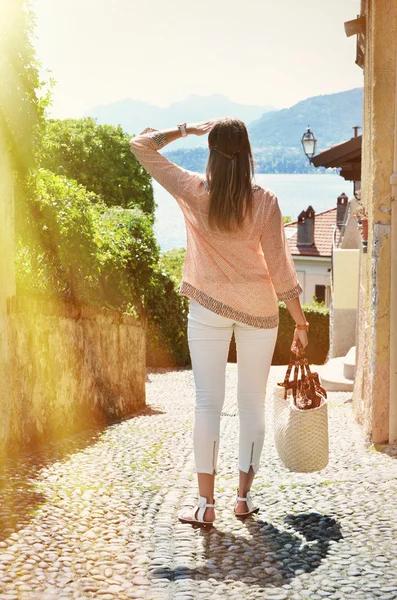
[32,0,363,119]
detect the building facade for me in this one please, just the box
[284,196,350,308]
[349,0,397,444]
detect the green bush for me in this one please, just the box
[16,169,101,302]
[158,247,186,287]
[145,270,190,367]
[273,301,330,365]
[18,169,159,310]
[227,300,329,365]
[152,247,190,366]
[0,0,46,179]
[15,169,190,366]
[92,206,159,314]
[40,118,155,217]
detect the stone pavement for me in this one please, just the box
[0,364,397,600]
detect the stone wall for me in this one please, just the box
[353,0,396,443]
[3,296,146,454]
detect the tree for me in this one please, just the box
[40,118,155,217]
[0,0,48,178]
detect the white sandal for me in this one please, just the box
[178,496,215,528]
[234,489,259,518]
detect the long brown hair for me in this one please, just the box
[206,117,255,232]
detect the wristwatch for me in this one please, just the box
[178,122,187,137]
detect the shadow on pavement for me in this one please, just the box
[283,511,342,542]
[150,512,342,589]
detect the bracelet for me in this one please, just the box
[177,122,187,137]
[295,321,309,331]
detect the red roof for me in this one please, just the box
[310,135,361,182]
[284,207,339,257]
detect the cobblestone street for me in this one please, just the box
[1,364,397,600]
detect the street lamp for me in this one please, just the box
[301,126,317,160]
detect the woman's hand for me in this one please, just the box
[291,327,308,354]
[187,120,217,136]
[284,297,308,354]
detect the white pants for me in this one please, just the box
[187,298,278,475]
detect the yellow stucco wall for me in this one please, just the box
[333,249,360,310]
[0,130,16,453]
[0,133,15,317]
[353,0,397,443]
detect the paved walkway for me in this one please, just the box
[1,365,397,600]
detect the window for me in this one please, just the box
[315,285,326,304]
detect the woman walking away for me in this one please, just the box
[129,117,308,528]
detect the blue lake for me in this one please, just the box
[153,173,351,251]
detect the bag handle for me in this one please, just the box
[281,346,317,401]
[282,349,303,400]
[300,356,318,396]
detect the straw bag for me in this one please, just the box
[273,349,329,473]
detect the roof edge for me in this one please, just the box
[284,206,338,227]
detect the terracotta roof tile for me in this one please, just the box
[284,207,340,257]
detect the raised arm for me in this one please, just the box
[129,121,215,200]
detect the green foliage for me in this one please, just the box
[16,169,100,301]
[158,248,186,287]
[0,0,53,229]
[145,271,190,367]
[273,302,330,365]
[306,296,327,310]
[149,247,190,366]
[16,169,189,365]
[283,215,292,224]
[16,169,155,308]
[94,207,159,311]
[40,118,155,216]
[0,0,47,177]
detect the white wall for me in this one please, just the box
[293,257,332,306]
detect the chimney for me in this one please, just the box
[297,206,315,246]
[337,193,349,225]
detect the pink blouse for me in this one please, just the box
[129,128,302,328]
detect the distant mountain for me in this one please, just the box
[248,87,363,151]
[86,93,275,149]
[163,88,364,174]
[163,146,323,175]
